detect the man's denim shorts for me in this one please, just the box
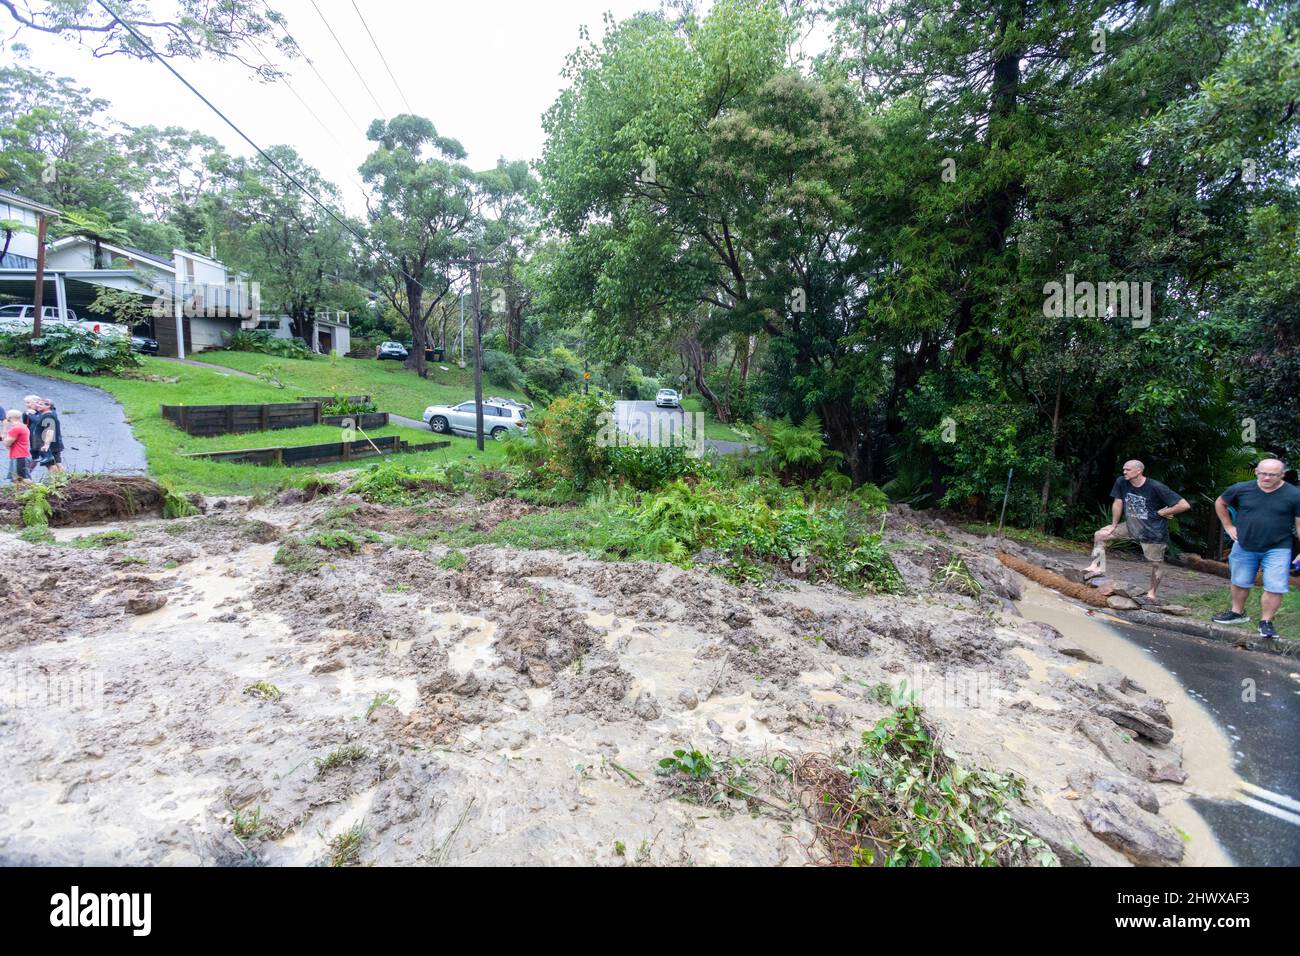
[1229,543,1294,593]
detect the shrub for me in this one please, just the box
[482,349,524,390]
[226,329,315,358]
[799,700,1058,867]
[608,443,701,491]
[348,460,451,505]
[755,414,843,485]
[322,396,378,415]
[522,347,583,404]
[608,478,901,590]
[532,393,610,490]
[0,326,140,375]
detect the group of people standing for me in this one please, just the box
[4,394,64,485]
[1086,457,1300,641]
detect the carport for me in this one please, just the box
[0,269,155,331]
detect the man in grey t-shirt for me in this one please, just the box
[1084,459,1190,601]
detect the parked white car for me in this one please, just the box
[655,388,680,408]
[423,399,528,439]
[0,304,128,338]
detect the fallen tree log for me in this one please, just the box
[997,552,1111,608]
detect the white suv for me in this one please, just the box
[0,304,127,338]
[424,399,528,439]
[655,388,680,408]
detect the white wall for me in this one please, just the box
[190,316,242,352]
[44,244,96,271]
[0,200,41,264]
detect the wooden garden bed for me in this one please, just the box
[185,436,450,467]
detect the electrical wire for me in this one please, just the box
[309,0,388,120]
[260,0,367,136]
[351,0,414,114]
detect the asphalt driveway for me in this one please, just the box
[0,365,147,475]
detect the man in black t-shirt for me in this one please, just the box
[1083,460,1190,601]
[1212,458,1300,640]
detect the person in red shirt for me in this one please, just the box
[4,408,33,485]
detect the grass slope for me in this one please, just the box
[0,352,509,494]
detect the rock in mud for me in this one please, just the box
[1080,791,1184,866]
[632,690,661,721]
[1008,803,1092,867]
[311,658,344,674]
[1094,684,1174,744]
[1041,627,1102,663]
[1157,605,1191,617]
[1068,769,1160,814]
[677,688,698,710]
[1106,595,1141,611]
[124,592,167,615]
[1079,717,1154,780]
[1148,763,1189,785]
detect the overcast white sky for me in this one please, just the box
[6,0,657,215]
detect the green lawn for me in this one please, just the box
[679,396,757,443]
[1183,586,1300,639]
[0,352,511,495]
[194,350,529,420]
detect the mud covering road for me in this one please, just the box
[0,365,147,475]
[0,495,1230,866]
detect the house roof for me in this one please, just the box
[0,188,62,218]
[48,235,172,269]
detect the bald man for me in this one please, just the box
[1084,460,1190,601]
[1213,458,1300,640]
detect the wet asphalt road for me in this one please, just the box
[613,400,760,455]
[0,366,147,476]
[1102,617,1300,866]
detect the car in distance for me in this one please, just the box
[655,388,680,408]
[423,399,528,439]
[377,341,408,360]
[130,335,159,354]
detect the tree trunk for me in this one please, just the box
[507,302,524,353]
[403,272,428,378]
[1038,379,1062,529]
[822,401,866,486]
[684,339,729,422]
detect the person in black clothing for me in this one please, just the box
[1212,458,1300,640]
[23,395,63,475]
[1084,459,1191,601]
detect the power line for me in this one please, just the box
[93,1,369,250]
[309,0,388,121]
[259,0,366,136]
[247,36,377,204]
[351,0,413,114]
[94,0,480,343]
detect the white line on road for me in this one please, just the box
[1237,796,1300,828]
[1239,780,1300,814]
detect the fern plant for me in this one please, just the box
[756,414,844,485]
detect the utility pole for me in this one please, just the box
[31,213,48,338]
[452,243,504,452]
[469,246,485,450]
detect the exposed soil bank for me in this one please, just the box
[0,497,1218,866]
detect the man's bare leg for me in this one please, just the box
[1260,590,1283,623]
[1084,527,1112,575]
[1230,584,1251,615]
[1146,562,1165,602]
